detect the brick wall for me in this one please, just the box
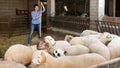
[90,0,98,21]
[90,0,105,21]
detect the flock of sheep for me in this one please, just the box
[0,30,120,68]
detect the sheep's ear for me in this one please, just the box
[40,51,46,64]
[45,41,52,50]
[64,51,67,55]
[104,32,111,38]
[36,43,39,50]
[65,35,73,42]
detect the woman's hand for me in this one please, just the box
[40,2,45,8]
[40,2,43,7]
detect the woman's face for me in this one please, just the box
[34,6,39,11]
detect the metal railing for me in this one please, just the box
[95,20,120,36]
[49,16,90,33]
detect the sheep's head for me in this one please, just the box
[37,36,55,51]
[64,35,73,42]
[44,36,56,46]
[37,40,49,50]
[53,49,66,57]
[32,50,47,65]
[100,32,113,45]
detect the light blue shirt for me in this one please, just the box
[31,8,45,24]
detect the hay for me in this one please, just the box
[0,30,66,58]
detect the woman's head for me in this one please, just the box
[33,4,39,11]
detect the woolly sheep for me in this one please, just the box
[32,50,47,65]
[42,36,71,54]
[28,63,45,68]
[44,36,56,46]
[53,48,66,57]
[33,50,106,68]
[107,37,120,59]
[80,30,100,36]
[42,38,89,55]
[4,44,37,65]
[89,57,120,68]
[0,61,26,68]
[65,32,116,45]
[53,40,71,49]
[38,36,71,51]
[65,36,110,60]
[98,32,119,45]
[86,37,110,60]
[53,44,89,57]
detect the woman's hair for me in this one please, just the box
[33,4,39,8]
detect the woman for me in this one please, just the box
[28,3,45,45]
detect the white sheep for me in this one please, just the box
[0,61,26,68]
[53,40,71,49]
[28,63,45,68]
[65,36,110,60]
[37,36,71,50]
[53,48,66,57]
[44,36,56,46]
[80,30,100,36]
[50,41,89,57]
[98,32,119,45]
[32,50,106,68]
[53,44,90,57]
[65,32,116,45]
[107,37,120,59]
[86,37,110,60]
[43,36,71,54]
[32,50,48,65]
[4,44,37,65]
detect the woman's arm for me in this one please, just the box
[41,2,45,13]
[31,11,38,20]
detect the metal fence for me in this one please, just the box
[95,20,120,36]
[49,16,90,33]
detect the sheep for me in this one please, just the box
[29,50,46,68]
[32,50,45,65]
[53,48,66,57]
[65,36,110,60]
[53,44,90,57]
[80,30,100,36]
[89,57,120,68]
[53,40,71,49]
[65,32,116,45]
[37,40,50,51]
[65,32,117,45]
[40,36,71,54]
[98,32,119,45]
[33,50,106,68]
[4,44,37,65]
[0,61,26,68]
[37,36,71,53]
[42,36,89,57]
[44,36,56,46]
[45,36,71,49]
[107,37,120,59]
[28,63,45,68]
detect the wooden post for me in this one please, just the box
[38,0,42,37]
[113,0,116,17]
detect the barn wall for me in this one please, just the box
[0,0,28,17]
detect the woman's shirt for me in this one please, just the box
[31,8,45,24]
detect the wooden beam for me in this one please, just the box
[113,0,116,17]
